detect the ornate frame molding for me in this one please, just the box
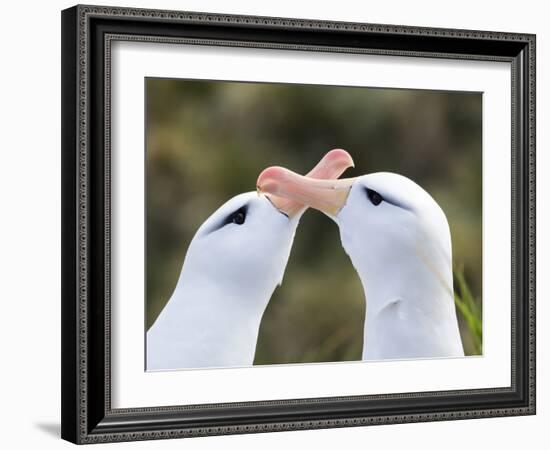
[61,4,536,444]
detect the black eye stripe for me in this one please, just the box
[225,205,248,227]
[203,204,248,236]
[232,210,246,225]
[365,188,383,206]
[364,186,412,211]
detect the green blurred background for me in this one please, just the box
[146,78,483,362]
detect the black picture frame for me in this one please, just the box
[61,4,536,444]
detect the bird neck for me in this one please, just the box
[359,254,453,315]
[147,271,274,370]
[345,242,461,360]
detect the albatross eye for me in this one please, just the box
[232,211,246,225]
[366,188,383,206]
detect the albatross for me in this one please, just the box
[146,149,354,370]
[256,165,464,360]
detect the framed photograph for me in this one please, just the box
[61,4,536,444]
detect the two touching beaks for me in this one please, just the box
[258,149,357,218]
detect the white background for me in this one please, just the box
[0,0,546,449]
[113,43,511,408]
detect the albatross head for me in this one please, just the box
[256,167,453,309]
[185,191,298,296]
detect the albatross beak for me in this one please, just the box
[257,165,356,218]
[265,149,354,217]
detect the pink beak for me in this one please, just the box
[265,149,354,217]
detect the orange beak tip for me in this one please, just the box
[326,148,355,170]
[256,166,289,195]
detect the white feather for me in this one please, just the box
[335,173,464,360]
[146,192,300,370]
